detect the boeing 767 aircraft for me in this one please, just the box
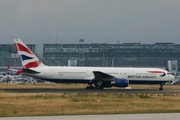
[14,39,175,90]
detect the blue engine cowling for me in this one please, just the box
[111,78,129,87]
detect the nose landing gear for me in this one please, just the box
[159,84,164,90]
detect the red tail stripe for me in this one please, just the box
[16,69,22,74]
[14,43,33,55]
[24,60,41,68]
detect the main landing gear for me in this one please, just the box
[94,80,104,90]
[86,83,95,89]
[86,82,104,90]
[159,84,164,91]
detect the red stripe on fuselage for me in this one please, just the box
[148,71,165,74]
[14,43,33,54]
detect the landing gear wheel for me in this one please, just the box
[159,84,164,91]
[95,85,104,90]
[86,86,95,90]
[159,87,163,90]
[86,83,95,90]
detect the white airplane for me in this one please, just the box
[0,72,5,82]
[14,39,175,90]
[0,63,16,83]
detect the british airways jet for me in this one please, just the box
[0,63,16,83]
[14,39,175,90]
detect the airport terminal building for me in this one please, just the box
[43,42,180,71]
[0,44,36,71]
[0,42,180,72]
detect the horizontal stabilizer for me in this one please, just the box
[93,71,116,81]
[22,68,40,74]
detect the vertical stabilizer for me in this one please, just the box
[14,38,46,68]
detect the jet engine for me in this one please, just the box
[111,78,129,87]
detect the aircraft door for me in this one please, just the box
[50,69,55,77]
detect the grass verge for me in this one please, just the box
[0,83,180,117]
[0,92,180,116]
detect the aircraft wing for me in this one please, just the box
[93,71,116,81]
[9,69,18,72]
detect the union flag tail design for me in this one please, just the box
[14,38,46,68]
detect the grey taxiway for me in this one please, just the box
[1,113,180,120]
[1,88,180,93]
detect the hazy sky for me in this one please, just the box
[0,0,180,47]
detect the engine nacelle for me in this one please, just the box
[111,78,129,87]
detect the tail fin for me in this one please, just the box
[14,38,46,68]
[7,61,10,71]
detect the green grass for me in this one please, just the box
[1,83,180,117]
[0,92,180,117]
